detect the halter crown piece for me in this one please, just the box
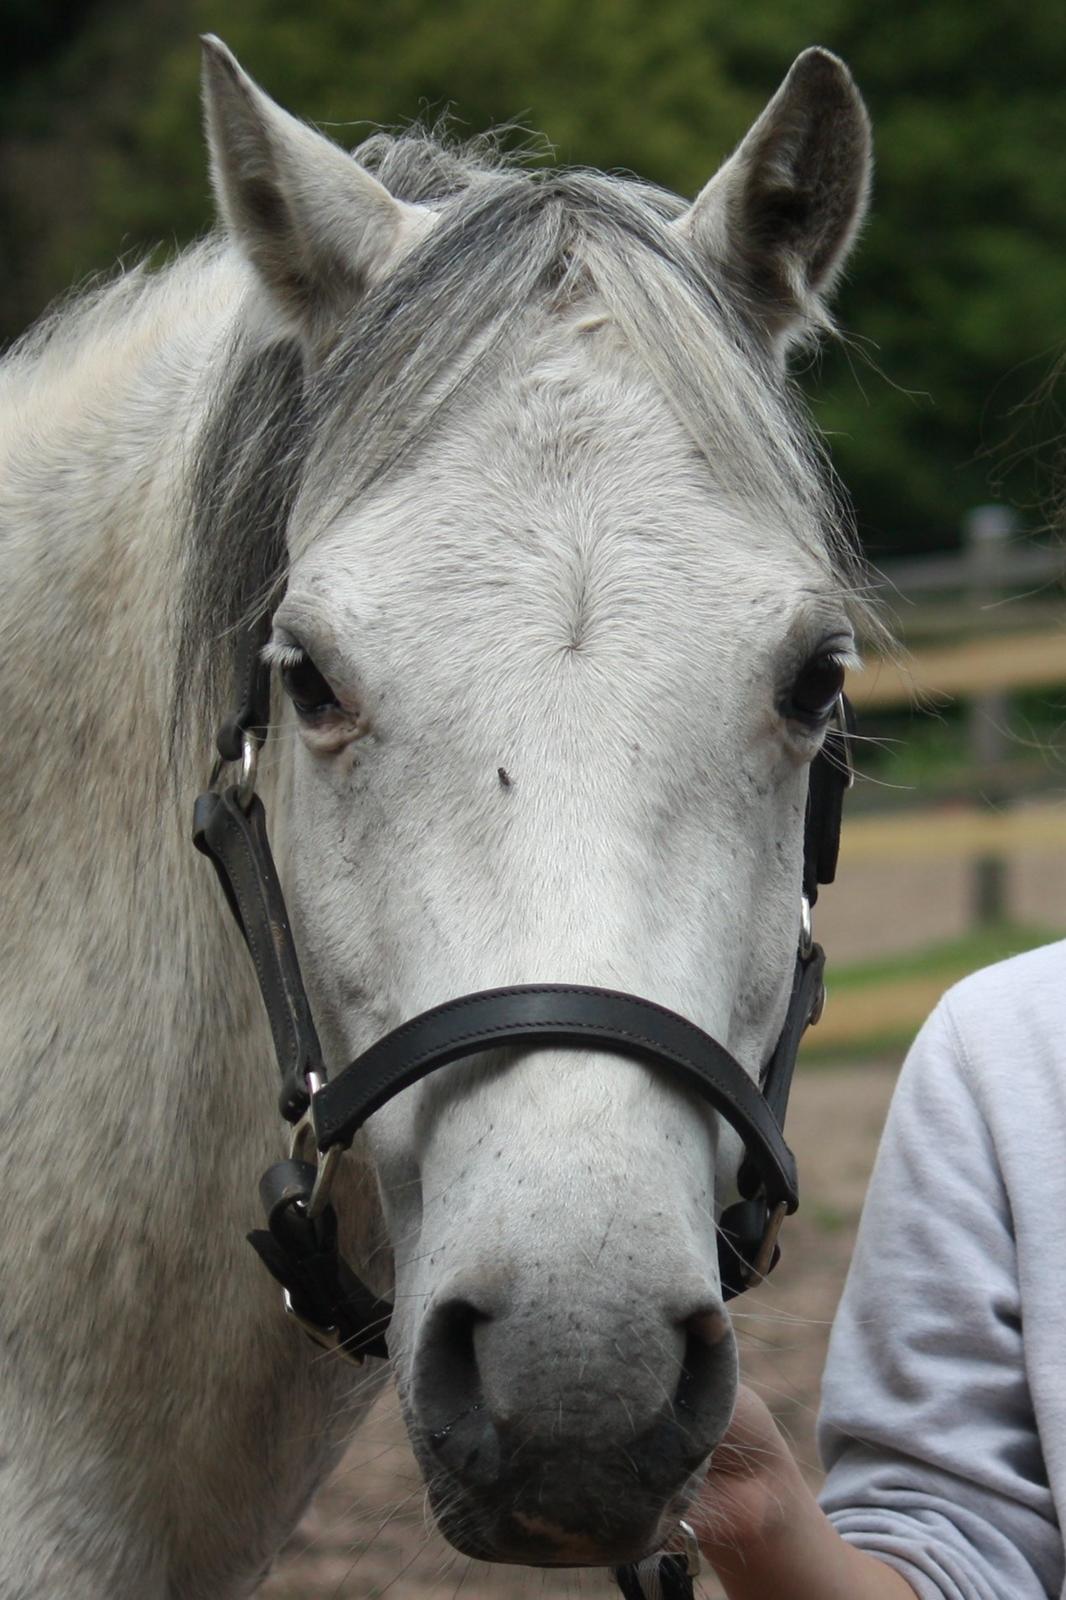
[192,607,854,1597]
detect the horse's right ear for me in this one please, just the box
[200,36,434,344]
[677,48,871,360]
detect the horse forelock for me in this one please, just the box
[172,335,305,761]
[173,127,872,763]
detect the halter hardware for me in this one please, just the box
[288,1073,341,1218]
[678,1521,701,1579]
[235,732,259,811]
[799,893,814,960]
[193,635,853,1596]
[194,630,852,1334]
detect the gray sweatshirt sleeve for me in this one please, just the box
[817,998,1062,1599]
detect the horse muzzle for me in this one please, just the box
[407,1280,738,1565]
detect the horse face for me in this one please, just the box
[269,335,852,1561]
[203,37,869,1566]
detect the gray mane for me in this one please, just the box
[175,128,864,755]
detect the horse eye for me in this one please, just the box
[783,652,846,725]
[280,654,340,720]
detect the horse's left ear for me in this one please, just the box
[200,36,434,344]
[678,48,871,358]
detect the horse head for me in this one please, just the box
[195,38,871,1567]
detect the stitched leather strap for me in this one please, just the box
[193,678,851,1341]
[216,610,274,763]
[193,786,324,1119]
[312,985,799,1215]
[763,947,824,1122]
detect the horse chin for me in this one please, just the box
[428,1490,682,1568]
[417,1436,702,1567]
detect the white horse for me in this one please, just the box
[0,37,871,1598]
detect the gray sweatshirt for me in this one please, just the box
[818,941,1066,1598]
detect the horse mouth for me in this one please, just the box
[431,1504,670,1568]
[422,1449,696,1567]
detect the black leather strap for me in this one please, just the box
[730,943,825,1203]
[193,786,324,1120]
[193,655,853,1355]
[761,945,825,1125]
[804,695,855,905]
[216,609,274,763]
[248,1159,390,1359]
[311,986,799,1215]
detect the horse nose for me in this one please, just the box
[413,1285,737,1544]
[415,1297,503,1487]
[674,1305,736,1460]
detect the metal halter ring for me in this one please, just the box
[288,1072,343,1220]
[750,1200,789,1282]
[677,1520,701,1579]
[799,894,814,960]
[281,1289,365,1365]
[235,732,259,811]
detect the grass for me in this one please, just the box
[854,689,1066,793]
[803,1026,934,1067]
[826,920,1061,991]
[801,920,1064,1065]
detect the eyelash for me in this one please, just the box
[265,641,307,671]
[268,644,342,721]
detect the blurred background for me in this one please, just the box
[6,1,1066,1595]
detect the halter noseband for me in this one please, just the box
[193,613,853,1362]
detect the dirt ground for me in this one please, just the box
[261,1061,898,1600]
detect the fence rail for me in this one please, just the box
[802,521,1066,1050]
[846,626,1066,709]
[840,801,1066,863]
[878,542,1065,596]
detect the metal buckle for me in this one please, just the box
[281,1071,363,1365]
[288,1072,342,1220]
[749,1201,788,1283]
[281,1290,366,1367]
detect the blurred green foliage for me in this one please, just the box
[853,683,1066,802]
[3,0,1066,559]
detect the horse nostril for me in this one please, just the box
[673,1306,737,1468]
[415,1297,502,1488]
[685,1307,731,1348]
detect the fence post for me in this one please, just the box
[964,504,1018,926]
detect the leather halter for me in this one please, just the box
[193,616,853,1362]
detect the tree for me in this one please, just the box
[4,0,1065,558]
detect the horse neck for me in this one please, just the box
[1,245,248,762]
[0,246,287,1221]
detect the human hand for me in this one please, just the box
[689,1385,806,1563]
[686,1387,918,1600]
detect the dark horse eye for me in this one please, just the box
[784,652,846,724]
[281,654,340,720]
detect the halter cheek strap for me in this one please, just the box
[193,650,852,1600]
[193,650,852,1350]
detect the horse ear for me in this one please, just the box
[678,48,871,358]
[200,36,432,342]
